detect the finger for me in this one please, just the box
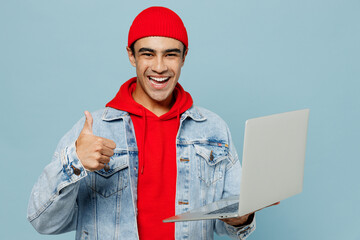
[220,215,248,226]
[82,111,93,134]
[256,202,280,212]
[102,138,116,149]
[93,162,105,171]
[263,202,280,208]
[100,146,115,157]
[98,155,111,164]
[220,218,231,223]
[270,201,280,206]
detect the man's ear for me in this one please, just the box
[181,48,188,66]
[126,46,136,67]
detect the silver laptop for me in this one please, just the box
[163,109,309,222]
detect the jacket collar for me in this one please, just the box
[102,105,206,122]
[181,106,206,122]
[102,107,129,121]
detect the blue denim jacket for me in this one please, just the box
[27,106,255,240]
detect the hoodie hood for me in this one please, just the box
[105,77,193,175]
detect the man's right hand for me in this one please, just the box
[76,111,116,171]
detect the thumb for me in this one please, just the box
[82,110,93,134]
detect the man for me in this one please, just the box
[28,6,256,240]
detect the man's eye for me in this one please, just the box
[141,53,153,56]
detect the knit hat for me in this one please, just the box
[128,6,188,48]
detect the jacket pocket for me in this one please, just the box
[195,144,228,186]
[89,149,129,198]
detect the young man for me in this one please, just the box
[28,6,255,240]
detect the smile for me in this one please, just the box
[148,76,171,89]
[149,76,170,82]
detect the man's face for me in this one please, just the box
[127,37,187,109]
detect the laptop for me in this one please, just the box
[163,109,309,222]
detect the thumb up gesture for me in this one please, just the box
[76,111,116,171]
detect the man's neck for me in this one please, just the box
[132,91,175,117]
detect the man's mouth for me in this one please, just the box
[148,76,171,89]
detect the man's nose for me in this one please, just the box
[152,56,168,73]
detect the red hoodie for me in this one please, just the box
[106,77,193,239]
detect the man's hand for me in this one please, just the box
[76,111,116,171]
[221,202,280,227]
[221,213,253,226]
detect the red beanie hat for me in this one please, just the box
[128,6,188,48]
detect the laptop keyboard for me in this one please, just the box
[206,203,239,215]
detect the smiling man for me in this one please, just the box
[28,6,255,240]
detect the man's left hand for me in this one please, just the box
[220,213,253,226]
[221,201,280,226]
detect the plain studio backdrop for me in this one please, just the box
[1,0,359,239]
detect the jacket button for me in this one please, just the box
[71,165,81,176]
[178,201,189,205]
[210,150,214,161]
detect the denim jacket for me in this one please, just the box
[27,106,255,240]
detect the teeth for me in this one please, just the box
[149,77,169,82]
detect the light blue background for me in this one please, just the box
[1,0,359,239]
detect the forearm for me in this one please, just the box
[27,143,87,234]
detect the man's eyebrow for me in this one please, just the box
[138,47,155,53]
[137,47,181,54]
[165,48,181,53]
